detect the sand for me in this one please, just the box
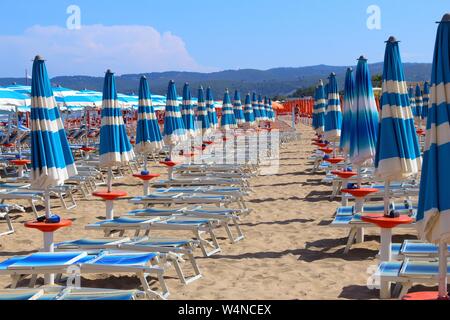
[0,123,420,300]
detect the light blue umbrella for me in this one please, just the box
[30,55,77,211]
[340,68,355,155]
[6,84,31,96]
[233,90,245,125]
[0,87,30,111]
[99,70,135,191]
[324,73,342,143]
[181,83,198,138]
[196,86,211,137]
[422,81,430,122]
[163,80,186,149]
[220,89,237,130]
[415,84,424,128]
[206,87,218,129]
[314,80,326,135]
[258,95,267,121]
[417,14,450,299]
[135,76,164,164]
[243,93,255,126]
[349,57,379,167]
[252,92,262,122]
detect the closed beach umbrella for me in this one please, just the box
[196,86,211,136]
[268,98,275,121]
[181,82,198,139]
[264,97,272,122]
[99,70,135,191]
[233,90,246,125]
[220,89,237,130]
[415,84,424,128]
[422,81,430,122]
[416,14,450,299]
[135,76,164,163]
[340,67,356,154]
[324,73,342,142]
[163,80,186,149]
[349,56,379,166]
[30,55,77,210]
[243,93,255,126]
[252,92,262,122]
[258,95,267,121]
[206,87,218,129]
[408,87,418,124]
[314,80,326,135]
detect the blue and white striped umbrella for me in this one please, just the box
[422,81,430,122]
[252,93,262,122]
[196,86,211,136]
[314,80,326,135]
[99,70,135,169]
[408,86,419,124]
[6,84,31,96]
[181,83,198,138]
[163,80,186,146]
[30,56,77,190]
[220,90,237,130]
[135,76,164,155]
[233,90,246,125]
[268,98,275,121]
[264,97,272,122]
[375,36,421,181]
[258,95,267,121]
[324,73,342,142]
[340,68,355,154]
[349,57,379,166]
[206,87,218,129]
[418,14,450,243]
[243,93,255,126]
[415,84,424,127]
[0,87,30,111]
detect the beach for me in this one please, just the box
[0,123,418,300]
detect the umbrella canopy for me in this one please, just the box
[196,86,211,136]
[0,87,30,111]
[99,70,135,167]
[258,95,267,121]
[340,68,356,154]
[181,83,198,138]
[422,81,430,121]
[375,36,421,181]
[135,76,164,155]
[417,14,450,243]
[252,92,262,122]
[6,84,31,95]
[206,87,218,129]
[233,90,246,125]
[268,98,275,121]
[243,93,255,126]
[220,90,237,130]
[408,87,418,124]
[324,73,342,142]
[163,80,186,146]
[349,57,379,166]
[30,56,77,189]
[264,97,272,122]
[55,90,102,111]
[314,80,326,135]
[415,84,424,126]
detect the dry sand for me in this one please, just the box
[0,123,421,300]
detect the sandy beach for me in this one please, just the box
[0,123,419,300]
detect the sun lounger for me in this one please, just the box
[0,189,44,218]
[0,204,25,237]
[0,251,169,299]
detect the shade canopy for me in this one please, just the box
[181,83,198,138]
[324,73,342,142]
[220,89,237,130]
[314,80,326,135]
[340,68,355,154]
[243,93,255,126]
[163,80,186,146]
[233,90,246,125]
[206,87,218,129]
[196,86,211,136]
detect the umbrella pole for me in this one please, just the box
[384,180,390,216]
[144,154,148,171]
[357,165,362,188]
[45,187,51,219]
[438,241,448,299]
[107,168,113,193]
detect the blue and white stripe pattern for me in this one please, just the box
[220,90,237,130]
[340,68,355,154]
[243,93,255,126]
[375,37,421,181]
[417,15,450,242]
[422,81,430,121]
[6,84,31,96]
[30,56,77,189]
[181,83,198,138]
[233,90,246,125]
[0,87,30,111]
[99,70,135,166]
[206,87,218,129]
[349,57,379,166]
[314,80,326,135]
[264,97,272,122]
[252,93,262,122]
[324,73,342,142]
[196,86,211,136]
[268,98,275,121]
[135,76,164,155]
[163,80,186,146]
[408,86,418,124]
[415,84,423,126]
[258,95,267,121]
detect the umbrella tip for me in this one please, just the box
[169,80,175,84]
[34,55,44,61]
[141,75,147,80]
[358,55,367,61]
[106,69,113,74]
[329,72,336,77]
[347,67,353,72]
[386,36,399,43]
[199,85,203,90]
[441,13,450,22]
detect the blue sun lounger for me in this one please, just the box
[0,251,169,299]
[335,201,417,216]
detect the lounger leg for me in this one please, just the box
[30,200,39,219]
[139,272,168,300]
[356,228,365,243]
[380,280,391,299]
[344,228,357,254]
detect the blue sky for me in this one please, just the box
[0,0,447,76]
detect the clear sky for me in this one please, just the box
[0,0,447,76]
